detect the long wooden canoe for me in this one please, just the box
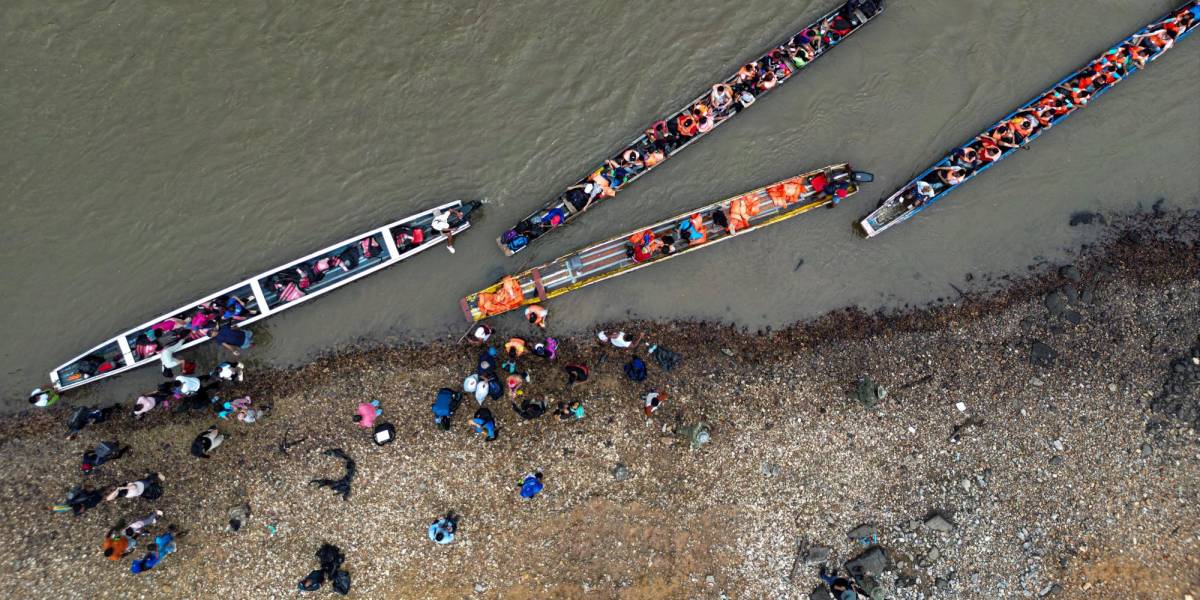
[463,165,872,321]
[497,0,884,256]
[859,1,1199,237]
[51,200,480,392]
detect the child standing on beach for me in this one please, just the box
[353,400,381,428]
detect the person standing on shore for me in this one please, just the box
[105,473,165,503]
[511,397,547,420]
[190,426,225,459]
[124,510,164,539]
[81,440,131,474]
[524,305,548,329]
[554,400,585,421]
[643,390,666,417]
[563,364,589,387]
[428,512,458,544]
[28,388,59,408]
[468,324,493,345]
[471,407,497,441]
[352,400,382,429]
[130,528,177,574]
[432,388,461,430]
[208,324,253,357]
[66,405,117,439]
[597,330,642,350]
[102,527,135,560]
[518,472,544,499]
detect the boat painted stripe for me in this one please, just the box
[860,0,1198,237]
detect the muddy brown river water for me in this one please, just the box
[2,0,1197,410]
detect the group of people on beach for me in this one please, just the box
[45,316,266,576]
[898,4,1196,212]
[500,0,882,253]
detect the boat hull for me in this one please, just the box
[464,165,868,321]
[498,0,884,256]
[50,200,479,392]
[859,1,1199,237]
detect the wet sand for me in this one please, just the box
[0,211,1198,599]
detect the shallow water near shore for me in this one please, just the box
[2,0,1197,408]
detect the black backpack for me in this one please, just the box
[331,570,351,595]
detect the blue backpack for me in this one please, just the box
[623,357,647,382]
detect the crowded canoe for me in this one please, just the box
[859,1,1199,238]
[51,201,480,391]
[464,165,873,321]
[496,0,884,256]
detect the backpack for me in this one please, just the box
[624,357,647,382]
[331,570,351,595]
[506,235,528,253]
[140,478,163,500]
[338,246,360,270]
[372,423,395,446]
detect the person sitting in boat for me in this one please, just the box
[1037,91,1073,118]
[693,103,715,133]
[678,213,707,245]
[589,171,616,198]
[131,334,159,360]
[620,148,645,172]
[603,158,637,187]
[266,272,305,304]
[645,120,680,154]
[951,146,981,172]
[220,295,252,321]
[933,165,967,187]
[735,62,758,85]
[1119,42,1149,69]
[787,38,815,69]
[903,180,937,209]
[627,229,663,263]
[394,225,426,251]
[829,11,855,37]
[564,182,596,213]
[537,206,567,230]
[1007,113,1040,142]
[988,122,1020,150]
[710,83,734,114]
[431,207,463,254]
[675,110,700,138]
[757,69,778,92]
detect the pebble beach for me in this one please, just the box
[1,210,1198,599]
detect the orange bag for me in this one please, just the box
[477,276,525,317]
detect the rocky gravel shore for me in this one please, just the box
[0,211,1198,599]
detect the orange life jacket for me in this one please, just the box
[687,213,707,244]
[477,276,525,317]
[677,114,699,137]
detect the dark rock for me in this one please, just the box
[1031,341,1058,366]
[845,546,890,577]
[1060,265,1081,282]
[1044,292,1066,316]
[1068,211,1098,226]
[923,513,956,533]
[1049,455,1064,466]
[1140,443,1152,458]
[1062,284,1078,303]
[612,463,631,481]
[1062,310,1082,325]
[803,546,831,565]
[936,577,951,591]
[809,586,834,600]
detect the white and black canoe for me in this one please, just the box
[50,200,480,392]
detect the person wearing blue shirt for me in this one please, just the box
[471,407,496,441]
[519,472,544,499]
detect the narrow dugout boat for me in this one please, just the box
[496,0,884,256]
[463,165,873,321]
[859,1,1200,237]
[50,200,481,392]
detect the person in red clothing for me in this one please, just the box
[353,400,382,428]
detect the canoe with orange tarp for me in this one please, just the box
[459,164,874,321]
